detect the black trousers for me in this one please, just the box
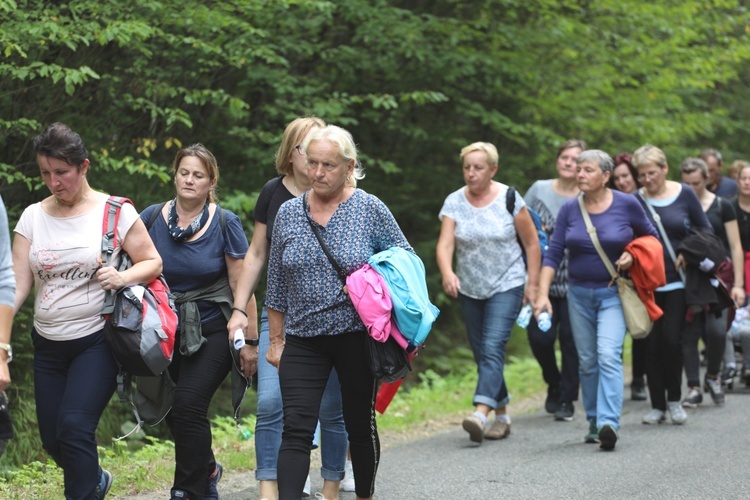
[646,289,686,411]
[278,332,378,500]
[527,296,580,403]
[166,318,232,499]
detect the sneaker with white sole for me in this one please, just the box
[667,401,687,424]
[341,459,355,492]
[462,414,485,443]
[642,408,666,425]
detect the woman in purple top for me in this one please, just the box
[632,145,712,427]
[536,150,657,450]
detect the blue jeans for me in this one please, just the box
[255,307,347,482]
[458,286,524,409]
[32,328,117,500]
[567,284,626,429]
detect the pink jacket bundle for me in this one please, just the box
[346,264,409,351]
[346,264,413,413]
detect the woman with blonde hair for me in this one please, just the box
[437,141,541,444]
[228,117,347,500]
[633,145,711,426]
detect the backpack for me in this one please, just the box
[506,187,548,265]
[100,197,178,378]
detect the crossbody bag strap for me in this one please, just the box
[637,189,686,283]
[577,193,618,280]
[302,193,348,285]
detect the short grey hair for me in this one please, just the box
[576,149,614,175]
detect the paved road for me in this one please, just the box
[278,385,749,499]
[138,381,750,499]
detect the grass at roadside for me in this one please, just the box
[0,337,635,498]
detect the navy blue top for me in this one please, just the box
[266,189,412,337]
[636,184,712,286]
[141,204,249,325]
[543,190,658,288]
[710,175,738,198]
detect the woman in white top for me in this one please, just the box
[437,141,540,444]
[12,123,161,500]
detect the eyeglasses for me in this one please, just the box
[637,169,662,181]
[294,145,306,156]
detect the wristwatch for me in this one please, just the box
[0,343,12,363]
[244,338,260,347]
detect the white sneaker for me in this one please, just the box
[667,401,687,425]
[341,459,355,492]
[641,408,666,425]
[303,474,311,497]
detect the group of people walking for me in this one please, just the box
[7,119,411,500]
[2,117,748,499]
[439,140,750,451]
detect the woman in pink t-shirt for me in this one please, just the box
[12,122,161,499]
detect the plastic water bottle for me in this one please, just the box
[537,311,552,332]
[516,304,533,329]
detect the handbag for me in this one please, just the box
[578,194,653,339]
[302,194,411,382]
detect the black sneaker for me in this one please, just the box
[554,401,574,422]
[721,366,736,390]
[545,386,561,414]
[598,424,618,451]
[631,380,648,401]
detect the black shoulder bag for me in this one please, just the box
[302,193,410,383]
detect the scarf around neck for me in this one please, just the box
[168,198,210,241]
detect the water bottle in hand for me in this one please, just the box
[516,304,533,328]
[537,311,552,332]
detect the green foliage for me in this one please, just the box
[2,0,750,474]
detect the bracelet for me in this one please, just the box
[232,307,248,317]
[733,285,744,289]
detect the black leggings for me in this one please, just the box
[683,308,727,386]
[646,289,686,410]
[166,318,233,498]
[278,332,378,500]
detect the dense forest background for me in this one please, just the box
[2,0,750,466]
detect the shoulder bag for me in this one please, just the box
[578,194,653,339]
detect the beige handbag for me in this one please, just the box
[578,194,653,339]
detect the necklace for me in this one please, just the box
[54,193,88,217]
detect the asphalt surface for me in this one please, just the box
[285,385,749,499]
[130,379,750,499]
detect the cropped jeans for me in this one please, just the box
[458,285,524,409]
[32,328,117,500]
[567,284,627,429]
[255,307,347,482]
